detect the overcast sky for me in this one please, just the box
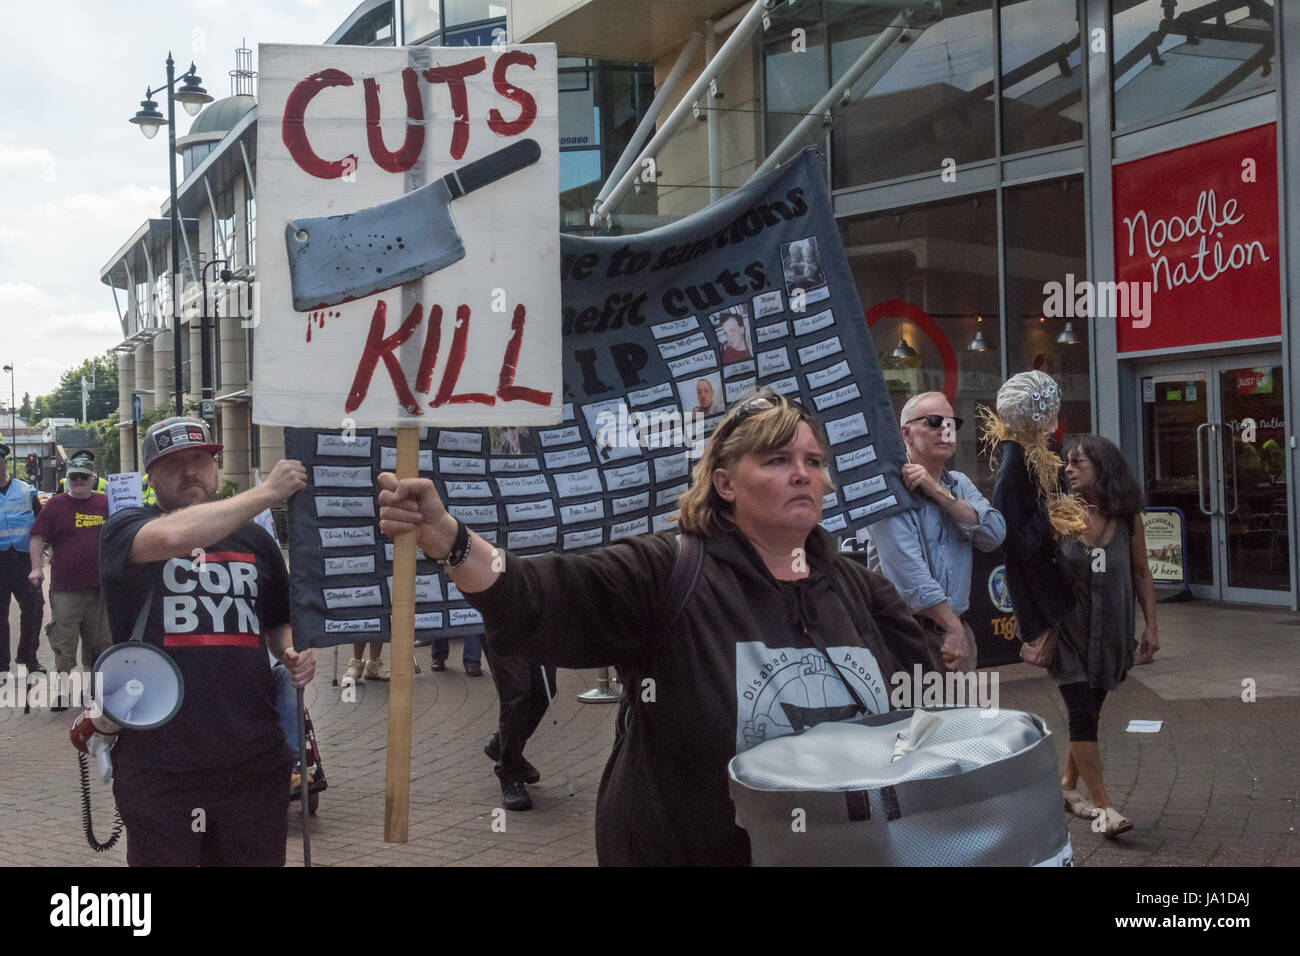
[0,0,363,407]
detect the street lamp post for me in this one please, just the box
[130,54,213,417]
[2,364,14,446]
[201,259,232,420]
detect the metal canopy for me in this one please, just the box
[99,218,200,292]
[513,0,745,63]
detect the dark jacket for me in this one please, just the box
[991,439,1075,640]
[466,524,936,866]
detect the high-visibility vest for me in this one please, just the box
[0,478,36,552]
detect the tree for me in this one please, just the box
[33,351,120,423]
[18,392,32,422]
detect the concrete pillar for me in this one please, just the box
[134,342,155,410]
[219,403,250,492]
[219,313,248,392]
[259,424,286,471]
[117,352,134,471]
[153,329,174,414]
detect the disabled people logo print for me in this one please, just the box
[734,641,889,753]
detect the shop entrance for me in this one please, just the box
[1137,353,1290,605]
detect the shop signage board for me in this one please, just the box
[1114,123,1279,354]
[1141,507,1187,585]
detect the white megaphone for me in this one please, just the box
[91,642,184,733]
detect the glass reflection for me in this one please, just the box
[1000,0,1083,153]
[840,194,1000,492]
[1113,0,1275,130]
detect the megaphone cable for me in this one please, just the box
[77,752,123,852]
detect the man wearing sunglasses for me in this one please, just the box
[870,392,1005,671]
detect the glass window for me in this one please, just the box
[1113,0,1275,130]
[444,1,506,27]
[827,1,995,188]
[244,192,256,271]
[840,193,1000,492]
[999,0,1083,153]
[404,0,440,44]
[1003,176,1090,437]
[763,16,828,159]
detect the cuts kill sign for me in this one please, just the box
[255,43,562,427]
[1114,123,1279,353]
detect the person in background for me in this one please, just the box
[28,452,111,709]
[870,392,1004,671]
[481,648,553,811]
[431,630,483,676]
[343,641,389,683]
[0,442,44,674]
[1054,435,1158,837]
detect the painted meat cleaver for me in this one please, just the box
[285,138,541,312]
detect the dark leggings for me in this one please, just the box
[1058,682,1109,742]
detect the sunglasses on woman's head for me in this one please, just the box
[714,391,813,445]
[907,414,963,431]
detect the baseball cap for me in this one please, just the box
[67,454,96,477]
[141,417,223,471]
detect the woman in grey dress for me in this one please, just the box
[1058,435,1159,837]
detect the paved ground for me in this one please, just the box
[1,590,1296,867]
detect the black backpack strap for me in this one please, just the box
[614,534,706,741]
[659,533,704,650]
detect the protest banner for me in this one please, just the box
[258,42,561,841]
[285,148,916,651]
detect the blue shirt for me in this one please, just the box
[870,469,1005,615]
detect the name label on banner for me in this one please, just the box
[324,555,377,576]
[313,465,373,488]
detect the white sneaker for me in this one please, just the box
[364,657,390,681]
[343,658,365,683]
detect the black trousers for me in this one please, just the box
[483,646,555,785]
[0,547,43,670]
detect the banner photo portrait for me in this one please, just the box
[287,148,916,646]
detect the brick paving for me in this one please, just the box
[1,588,1296,867]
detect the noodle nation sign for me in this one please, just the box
[1114,123,1279,354]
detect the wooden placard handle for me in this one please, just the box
[384,426,418,842]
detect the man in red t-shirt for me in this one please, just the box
[29,452,111,707]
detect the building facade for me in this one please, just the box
[514,0,1299,611]
[101,0,1298,610]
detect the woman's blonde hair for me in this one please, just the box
[675,391,832,537]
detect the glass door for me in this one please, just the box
[1138,353,1290,605]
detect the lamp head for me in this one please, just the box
[175,70,213,117]
[130,96,167,139]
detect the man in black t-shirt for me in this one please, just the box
[89,417,313,867]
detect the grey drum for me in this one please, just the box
[728,708,1070,866]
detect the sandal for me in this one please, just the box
[1096,806,1134,838]
[1063,789,1096,819]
